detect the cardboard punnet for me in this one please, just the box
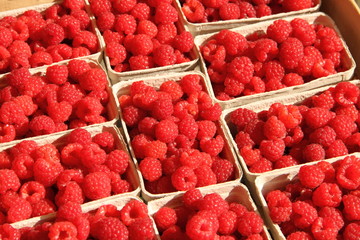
[175,0,321,35]
[147,183,272,239]
[221,79,360,183]
[112,71,242,202]
[194,12,356,109]
[254,153,360,240]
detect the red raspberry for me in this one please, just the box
[41,23,65,46]
[78,68,107,91]
[47,101,72,123]
[199,103,222,121]
[183,188,202,209]
[73,30,99,53]
[254,38,278,62]
[57,15,81,39]
[259,139,285,161]
[0,169,20,194]
[218,210,237,235]
[279,37,304,70]
[153,44,177,67]
[93,217,129,240]
[292,201,318,229]
[67,128,92,145]
[144,140,167,159]
[299,164,325,188]
[333,82,359,106]
[211,158,234,183]
[61,143,83,166]
[312,183,342,208]
[263,116,286,140]
[139,157,162,182]
[219,3,240,20]
[55,181,84,206]
[114,14,137,35]
[172,31,194,53]
[255,4,272,17]
[335,105,358,121]
[8,40,31,57]
[329,115,357,140]
[131,3,151,20]
[11,95,37,117]
[217,30,248,56]
[82,172,111,200]
[19,181,46,205]
[95,11,115,32]
[76,97,104,123]
[155,3,179,24]
[304,107,335,129]
[128,34,154,56]
[238,1,256,19]
[200,135,224,156]
[31,199,56,217]
[67,59,91,81]
[171,166,197,191]
[29,51,53,68]
[282,0,312,11]
[138,117,158,137]
[318,206,344,230]
[155,119,179,143]
[323,51,341,67]
[156,23,177,44]
[151,97,174,120]
[182,0,205,23]
[287,231,312,240]
[92,132,114,151]
[230,108,257,130]
[186,211,219,240]
[33,158,63,187]
[266,190,292,224]
[137,20,157,38]
[282,73,304,87]
[46,65,69,85]
[342,194,360,221]
[128,218,155,240]
[128,55,154,70]
[249,157,273,173]
[291,18,316,46]
[336,156,360,190]
[29,115,56,136]
[198,193,229,216]
[105,150,129,175]
[71,10,91,30]
[57,202,82,221]
[0,26,13,48]
[120,200,148,226]
[180,74,203,95]
[196,120,216,140]
[7,198,32,223]
[303,143,325,162]
[154,207,177,231]
[224,76,244,96]
[309,126,336,147]
[237,211,264,236]
[325,139,348,158]
[161,225,187,240]
[48,222,78,240]
[90,0,111,16]
[343,222,360,240]
[179,149,203,169]
[79,143,107,168]
[244,119,265,145]
[63,0,85,10]
[194,165,217,187]
[160,81,183,102]
[228,56,254,84]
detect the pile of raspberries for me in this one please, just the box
[89,0,195,72]
[180,0,318,23]
[265,156,360,240]
[0,0,99,74]
[0,59,111,143]
[0,128,133,224]
[0,200,156,239]
[201,18,347,101]
[153,188,266,239]
[120,74,236,194]
[230,81,360,173]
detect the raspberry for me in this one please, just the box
[237,211,264,236]
[90,0,112,17]
[7,198,32,223]
[266,190,292,224]
[57,202,82,221]
[160,81,183,103]
[67,59,91,81]
[344,222,360,240]
[71,9,91,30]
[179,149,203,169]
[255,4,272,17]
[154,207,177,231]
[291,18,316,46]
[259,139,285,161]
[335,105,358,121]
[144,140,167,159]
[48,222,78,240]
[194,165,217,187]
[42,23,65,46]
[183,188,202,210]
[56,181,84,206]
[198,193,229,216]
[325,139,348,158]
[218,210,237,235]
[128,34,154,56]
[228,56,254,84]
[219,3,240,20]
[161,225,187,240]
[11,154,34,180]
[82,172,111,200]
[329,115,357,140]
[263,116,286,140]
[151,97,174,120]
[219,29,249,55]
[171,166,197,191]
[47,101,72,123]
[33,158,63,187]
[79,143,106,168]
[302,143,325,162]
[75,97,104,122]
[56,169,83,190]
[182,0,205,23]
[137,20,158,38]
[282,73,304,87]
[230,108,257,130]
[31,199,56,217]
[172,31,194,53]
[19,181,46,205]
[8,40,31,57]
[63,0,85,10]
[342,194,360,221]
[292,201,318,229]
[11,95,37,117]
[128,55,154,70]
[336,156,360,190]
[199,135,224,156]
[104,150,129,175]
[93,217,129,240]
[128,218,155,240]
[155,3,179,24]
[95,12,115,32]
[29,51,53,68]
[312,183,342,207]
[282,0,312,11]
[138,157,162,182]
[120,200,148,226]
[114,14,137,35]
[211,158,234,182]
[333,82,359,106]
[279,37,304,70]
[287,231,313,240]
[153,44,177,67]
[73,31,99,53]
[155,119,178,143]
[47,43,72,62]
[200,103,222,121]
[57,15,81,39]
[304,107,335,129]
[309,126,336,147]
[186,211,219,239]
[0,169,20,194]
[131,3,151,20]
[298,164,325,188]
[318,207,344,230]
[254,38,278,63]
[67,128,92,145]
[323,51,341,67]
[78,67,107,91]
[29,115,56,136]
[238,1,256,18]
[156,23,177,44]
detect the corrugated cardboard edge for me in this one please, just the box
[4,123,142,227]
[194,12,356,109]
[0,59,119,148]
[0,0,104,78]
[98,2,200,85]
[175,0,321,35]
[253,152,360,240]
[147,182,272,239]
[11,195,160,239]
[112,71,243,202]
[220,79,360,184]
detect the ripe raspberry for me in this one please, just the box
[95,11,115,32]
[47,101,72,123]
[228,56,254,84]
[120,200,148,226]
[105,150,129,175]
[291,18,316,46]
[318,206,344,231]
[139,157,162,182]
[259,139,285,161]
[19,181,46,205]
[114,14,137,35]
[128,217,155,240]
[41,23,65,46]
[292,201,318,229]
[71,9,91,30]
[194,165,217,187]
[219,3,240,20]
[142,140,166,159]
[172,31,194,53]
[336,156,360,190]
[57,15,81,39]
[198,193,229,216]
[8,40,31,57]
[202,0,228,8]
[73,30,99,53]
[312,183,342,208]
[93,217,129,240]
[230,108,257,130]
[48,222,78,240]
[282,0,312,11]
[282,73,304,87]
[154,207,177,231]
[279,37,304,70]
[182,0,205,23]
[33,158,63,187]
[31,198,56,217]
[343,222,360,240]
[171,166,197,191]
[128,34,154,56]
[200,103,222,121]
[82,171,111,200]
[29,115,56,136]
[342,194,360,221]
[76,97,104,122]
[254,38,278,63]
[186,211,219,240]
[183,188,202,210]
[79,143,107,168]
[55,181,84,206]
[238,1,256,19]
[57,202,82,222]
[266,190,292,224]
[131,3,151,20]
[309,126,336,147]
[218,210,237,235]
[302,143,325,162]
[155,3,178,24]
[255,4,272,17]
[153,44,177,67]
[298,164,325,188]
[7,198,32,223]
[62,0,85,10]
[127,55,153,71]
[329,115,357,140]
[333,82,359,106]
[287,231,313,240]
[304,107,335,129]
[0,169,20,194]
[67,128,92,145]
[90,0,111,17]
[151,97,174,120]
[161,225,187,240]
[237,211,264,236]
[199,135,224,156]
[335,105,358,121]
[156,23,177,44]
[325,139,348,158]
[263,116,286,140]
[78,67,107,91]
[29,51,53,68]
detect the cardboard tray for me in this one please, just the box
[147,183,272,239]
[0,0,104,77]
[11,195,160,239]
[221,79,360,183]
[194,12,356,109]
[175,0,321,35]
[2,123,141,226]
[112,71,243,202]
[253,153,360,240]
[0,59,119,148]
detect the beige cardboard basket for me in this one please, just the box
[0,0,104,78]
[175,0,321,35]
[194,12,356,109]
[147,183,272,239]
[0,59,118,148]
[221,79,360,183]
[100,7,200,85]
[11,195,160,239]
[112,71,243,202]
[2,123,141,226]
[254,153,360,240]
